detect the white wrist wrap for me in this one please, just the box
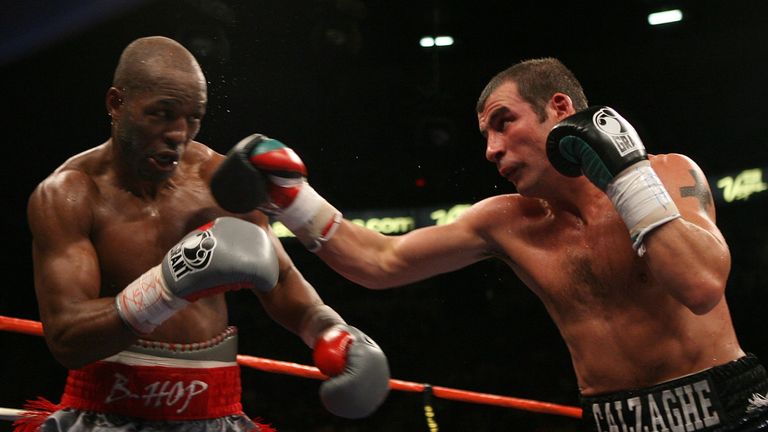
[606,161,681,256]
[280,184,342,252]
[115,265,188,335]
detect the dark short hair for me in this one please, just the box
[476,57,588,121]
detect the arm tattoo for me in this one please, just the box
[679,169,712,211]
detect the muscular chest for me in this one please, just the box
[507,211,648,314]
[91,180,222,293]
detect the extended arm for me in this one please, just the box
[210,134,491,289]
[317,216,490,288]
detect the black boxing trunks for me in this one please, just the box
[13,327,275,432]
[580,354,768,432]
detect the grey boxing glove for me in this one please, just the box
[116,217,278,334]
[313,325,390,418]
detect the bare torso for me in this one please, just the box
[59,141,244,343]
[477,183,743,395]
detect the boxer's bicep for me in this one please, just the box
[645,154,731,313]
[28,171,101,324]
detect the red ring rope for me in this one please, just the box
[0,314,582,419]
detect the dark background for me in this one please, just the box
[1,1,767,431]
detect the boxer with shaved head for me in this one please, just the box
[24,36,389,432]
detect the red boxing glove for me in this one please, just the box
[313,327,353,376]
[311,325,390,418]
[247,140,307,209]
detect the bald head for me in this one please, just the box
[113,36,206,95]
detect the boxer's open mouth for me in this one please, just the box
[149,151,179,170]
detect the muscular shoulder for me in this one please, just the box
[470,194,547,221]
[649,153,710,195]
[648,153,703,181]
[451,194,549,259]
[649,153,702,173]
[185,140,219,162]
[185,140,224,181]
[28,167,98,242]
[650,153,717,219]
[459,194,547,235]
[650,153,710,193]
[31,144,105,211]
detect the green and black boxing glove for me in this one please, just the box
[211,133,342,252]
[546,106,680,254]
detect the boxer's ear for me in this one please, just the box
[106,87,124,118]
[548,93,574,121]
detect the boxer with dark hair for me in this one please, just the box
[214,57,768,431]
[23,36,389,432]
